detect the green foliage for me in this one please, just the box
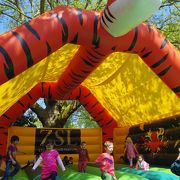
[64,105,99,128]
[148,0,180,49]
[14,99,99,128]
[12,110,43,127]
[1,0,179,49]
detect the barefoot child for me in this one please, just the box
[77,142,89,173]
[124,137,138,168]
[21,152,40,170]
[135,154,149,171]
[95,141,117,180]
[3,135,24,180]
[68,157,73,165]
[62,156,69,166]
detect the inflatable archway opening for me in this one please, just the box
[0,84,117,156]
[0,0,180,158]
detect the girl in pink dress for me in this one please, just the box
[95,141,117,180]
[135,154,149,171]
[124,137,138,168]
[32,140,65,180]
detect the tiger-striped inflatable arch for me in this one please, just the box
[0,0,179,156]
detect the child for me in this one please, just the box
[124,136,138,168]
[77,142,89,172]
[21,152,40,170]
[3,135,22,180]
[170,147,180,176]
[135,154,149,171]
[0,155,6,179]
[62,156,69,166]
[68,157,73,165]
[32,140,65,180]
[95,141,117,180]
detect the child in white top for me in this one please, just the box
[135,154,149,171]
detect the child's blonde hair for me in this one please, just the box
[126,137,133,144]
[104,141,113,148]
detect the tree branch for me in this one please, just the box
[54,101,81,128]
[30,103,45,113]
[160,1,179,9]
[84,0,89,9]
[174,3,180,12]
[47,0,53,10]
[95,0,103,10]
[40,0,46,14]
[30,103,48,125]
[14,0,25,21]
[5,0,16,6]
[28,0,34,16]
[0,3,32,19]
[1,11,19,23]
[66,101,81,119]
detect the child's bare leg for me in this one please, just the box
[129,158,133,167]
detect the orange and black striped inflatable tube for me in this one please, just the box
[0,82,117,156]
[0,1,179,98]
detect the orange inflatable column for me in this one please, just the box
[67,85,118,142]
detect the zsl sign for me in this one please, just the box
[35,128,81,154]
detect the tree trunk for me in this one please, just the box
[30,99,80,128]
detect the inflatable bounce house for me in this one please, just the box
[0,0,180,179]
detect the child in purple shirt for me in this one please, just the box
[32,140,65,180]
[3,135,22,180]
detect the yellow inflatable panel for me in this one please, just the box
[8,127,102,165]
[84,53,180,126]
[0,44,79,116]
[113,128,129,162]
[1,47,180,127]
